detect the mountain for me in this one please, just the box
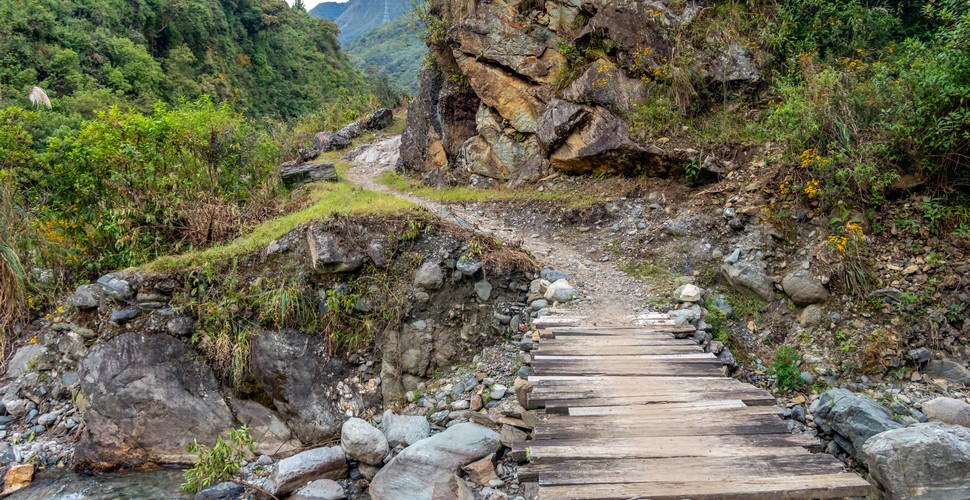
[309,0,410,44]
[309,1,350,21]
[346,16,426,92]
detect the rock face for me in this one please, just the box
[229,398,303,456]
[250,330,350,443]
[281,161,338,188]
[781,269,828,305]
[398,0,754,184]
[863,423,970,499]
[814,388,903,460]
[368,423,501,500]
[75,332,233,470]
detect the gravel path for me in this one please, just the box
[345,135,653,327]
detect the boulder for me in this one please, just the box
[721,262,774,302]
[797,304,823,327]
[281,161,338,188]
[96,274,133,302]
[306,226,365,274]
[536,99,590,154]
[863,422,970,499]
[4,344,45,380]
[341,417,389,465]
[548,107,666,176]
[336,122,362,140]
[814,388,903,460]
[266,446,348,497]
[674,283,704,303]
[380,410,431,448]
[195,481,245,500]
[363,108,393,130]
[454,52,543,134]
[369,423,501,499]
[292,479,347,500]
[781,269,828,306]
[544,279,578,303]
[561,59,647,114]
[229,399,303,456]
[72,284,101,309]
[921,397,970,428]
[414,262,444,290]
[250,330,350,443]
[924,359,970,385]
[708,43,761,83]
[313,132,351,152]
[75,332,233,470]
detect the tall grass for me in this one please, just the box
[0,182,28,364]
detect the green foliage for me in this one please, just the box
[770,345,805,392]
[182,427,255,493]
[348,16,427,92]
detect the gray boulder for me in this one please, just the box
[336,122,362,141]
[4,344,45,380]
[341,417,389,465]
[281,161,338,188]
[166,316,195,337]
[544,279,578,303]
[72,284,101,309]
[380,410,431,448]
[250,330,350,443]
[924,360,970,385]
[369,423,501,500]
[363,108,393,130]
[781,269,828,305]
[863,423,970,499]
[922,397,970,428]
[815,388,903,460]
[229,399,303,456]
[536,99,589,154]
[75,332,233,470]
[414,262,443,290]
[313,132,351,152]
[721,262,774,301]
[307,226,365,274]
[96,274,133,301]
[266,446,347,497]
[292,479,347,500]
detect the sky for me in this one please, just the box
[286,0,348,9]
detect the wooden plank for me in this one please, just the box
[533,414,792,438]
[534,344,703,356]
[532,353,717,361]
[529,375,734,383]
[537,337,697,347]
[537,474,871,499]
[532,454,852,486]
[551,403,782,420]
[531,378,767,398]
[566,400,750,416]
[532,317,584,328]
[550,326,695,335]
[537,391,777,409]
[526,435,824,463]
[531,359,725,377]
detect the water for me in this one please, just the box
[9,468,191,499]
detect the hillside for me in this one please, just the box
[346,16,426,92]
[309,0,350,20]
[310,0,410,44]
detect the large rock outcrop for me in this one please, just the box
[863,423,970,499]
[815,388,903,460]
[75,332,233,470]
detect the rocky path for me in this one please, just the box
[345,135,649,327]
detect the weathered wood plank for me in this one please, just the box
[549,326,695,336]
[526,435,824,463]
[534,344,703,355]
[537,474,872,499]
[533,414,792,438]
[537,337,696,347]
[566,399,750,416]
[532,359,726,377]
[536,391,777,409]
[532,353,716,361]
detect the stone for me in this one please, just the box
[4,344,44,379]
[924,359,970,385]
[474,281,493,301]
[863,422,970,499]
[267,446,348,497]
[452,13,561,84]
[195,481,245,500]
[921,397,970,428]
[166,316,195,337]
[454,52,542,134]
[306,226,365,274]
[514,377,533,408]
[414,262,444,290]
[110,307,140,324]
[75,332,233,470]
[456,258,481,275]
[561,59,646,114]
[341,417,389,466]
[549,107,665,176]
[667,308,699,326]
[2,463,34,495]
[250,330,351,443]
[313,132,351,152]
[908,347,931,365]
[72,284,100,309]
[674,284,704,302]
[96,274,133,301]
[536,99,590,154]
[814,388,903,460]
[230,399,302,456]
[797,305,823,327]
[708,43,761,83]
[362,108,393,130]
[781,269,828,306]
[292,479,347,500]
[336,122,362,140]
[380,410,431,448]
[281,161,338,188]
[544,279,578,303]
[462,453,499,486]
[368,423,501,500]
[499,424,527,447]
[721,262,774,302]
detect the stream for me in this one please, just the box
[9,468,190,499]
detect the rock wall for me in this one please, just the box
[0,215,535,471]
[398,0,761,185]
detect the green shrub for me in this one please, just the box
[181,427,254,493]
[770,345,805,392]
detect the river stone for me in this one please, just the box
[250,330,350,443]
[368,423,501,500]
[72,284,100,309]
[292,479,347,500]
[544,279,578,303]
[341,417,389,465]
[921,397,970,428]
[414,262,444,290]
[195,481,245,500]
[266,446,348,497]
[75,332,233,470]
[230,398,303,456]
[863,422,970,499]
[814,388,903,460]
[924,359,970,385]
[380,410,431,448]
[474,281,493,301]
[781,269,828,305]
[721,262,774,301]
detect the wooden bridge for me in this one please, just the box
[518,316,872,500]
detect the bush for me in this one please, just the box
[181,426,254,493]
[770,345,805,392]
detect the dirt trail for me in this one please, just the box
[345,135,656,327]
